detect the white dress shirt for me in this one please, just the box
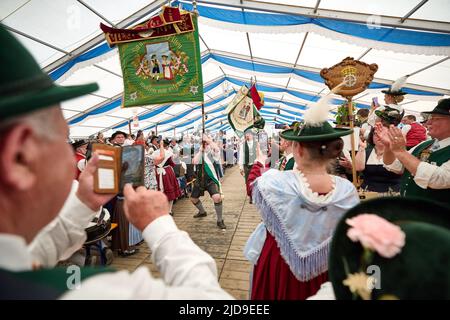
[384,137,450,189]
[0,182,233,300]
[28,180,101,267]
[307,282,336,300]
[285,152,294,163]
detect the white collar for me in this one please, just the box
[285,152,294,161]
[367,148,384,165]
[0,234,32,271]
[437,136,450,149]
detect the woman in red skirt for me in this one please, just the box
[154,138,182,215]
[244,92,360,300]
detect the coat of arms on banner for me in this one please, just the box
[226,85,265,137]
[100,6,203,107]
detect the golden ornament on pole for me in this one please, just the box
[320,57,378,186]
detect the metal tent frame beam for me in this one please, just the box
[358,0,430,60]
[43,0,169,73]
[209,49,450,95]
[67,75,230,133]
[193,0,450,34]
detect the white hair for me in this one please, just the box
[0,106,61,139]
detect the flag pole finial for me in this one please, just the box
[192,0,198,14]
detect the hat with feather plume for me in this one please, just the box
[280,83,353,142]
[381,75,408,96]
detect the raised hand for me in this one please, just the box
[123,185,170,231]
[387,125,406,153]
[358,139,367,150]
[374,122,390,148]
[255,142,268,165]
[339,157,352,169]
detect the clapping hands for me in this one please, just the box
[374,122,391,148]
[387,125,407,153]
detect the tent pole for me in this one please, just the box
[128,120,132,135]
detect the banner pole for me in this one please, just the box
[348,98,358,187]
[201,102,206,189]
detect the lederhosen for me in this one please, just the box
[191,153,219,198]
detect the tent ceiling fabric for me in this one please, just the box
[1,0,449,138]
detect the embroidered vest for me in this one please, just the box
[244,141,256,166]
[400,139,450,206]
[406,122,427,147]
[0,266,114,299]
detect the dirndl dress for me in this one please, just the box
[156,157,182,201]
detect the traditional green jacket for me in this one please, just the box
[0,266,114,299]
[400,139,450,206]
[278,155,295,171]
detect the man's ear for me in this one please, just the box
[0,124,40,191]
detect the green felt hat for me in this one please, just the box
[421,98,450,117]
[329,197,450,300]
[0,25,98,121]
[374,105,405,126]
[280,121,353,142]
[280,88,353,142]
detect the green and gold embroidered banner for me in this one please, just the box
[106,8,203,107]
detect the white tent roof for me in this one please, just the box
[2,0,449,138]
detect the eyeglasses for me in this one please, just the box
[425,115,449,122]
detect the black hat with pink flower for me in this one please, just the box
[329,196,450,300]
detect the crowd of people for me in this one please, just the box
[70,129,244,255]
[1,25,449,300]
[241,81,450,300]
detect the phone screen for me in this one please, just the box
[372,97,379,107]
[120,145,145,191]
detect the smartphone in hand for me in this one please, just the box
[92,143,144,194]
[372,97,379,108]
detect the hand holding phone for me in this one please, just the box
[372,97,379,108]
[92,143,144,194]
